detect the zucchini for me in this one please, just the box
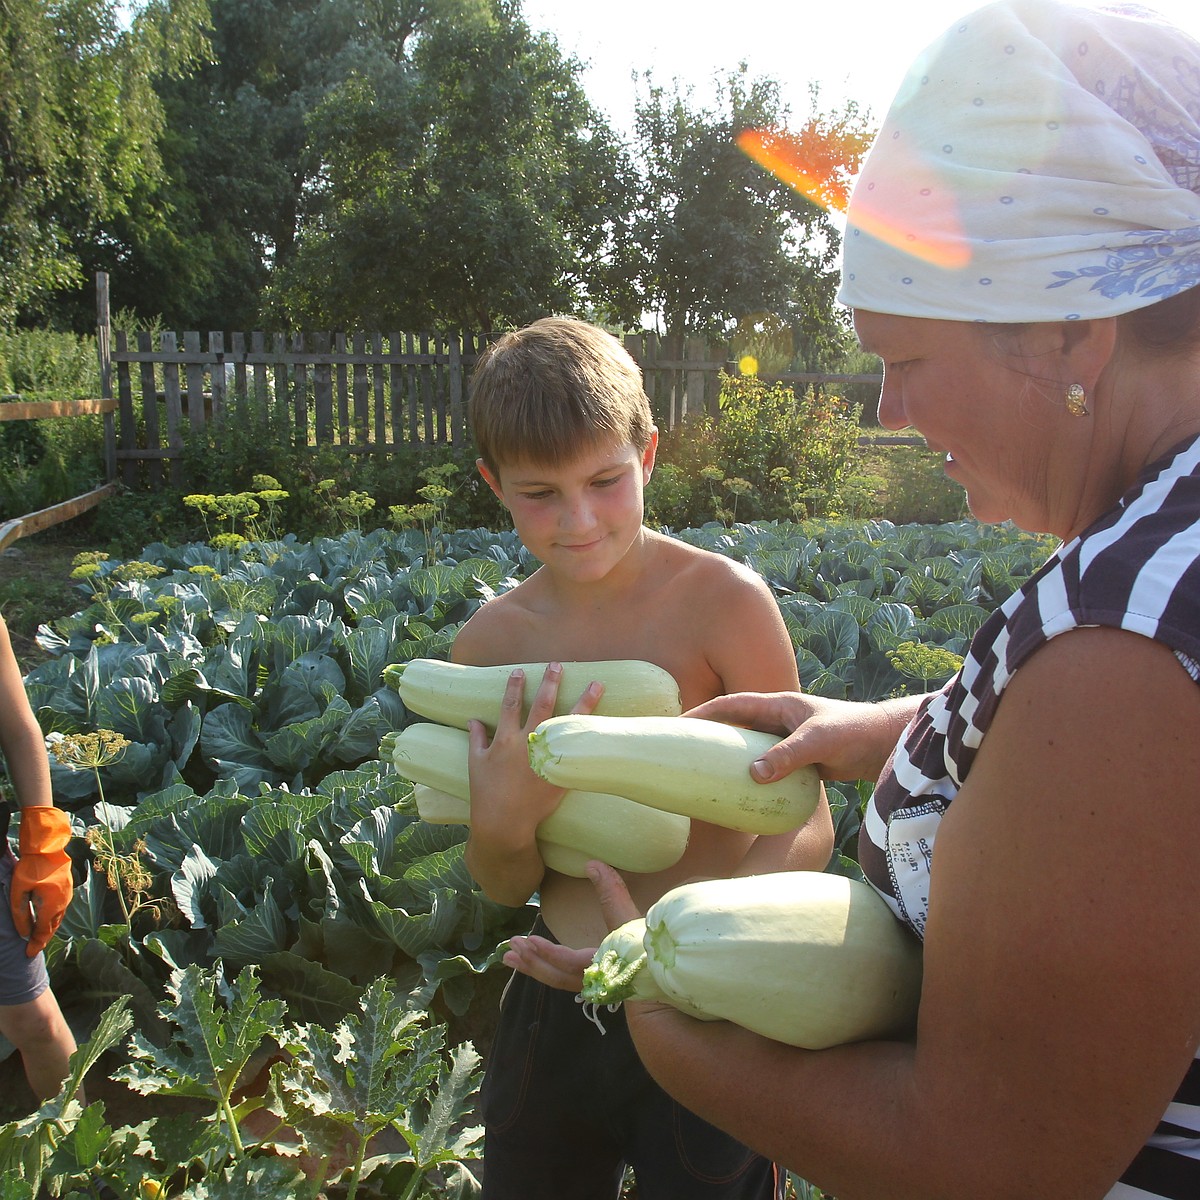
[527,714,821,835]
[387,722,690,874]
[383,658,683,731]
[580,872,923,1049]
[411,783,594,877]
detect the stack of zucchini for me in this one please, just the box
[381,658,921,1048]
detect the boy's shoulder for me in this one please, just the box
[645,528,772,594]
[450,573,546,666]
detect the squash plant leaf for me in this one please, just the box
[115,963,287,1107]
[401,1040,484,1171]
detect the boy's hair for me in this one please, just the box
[469,317,654,473]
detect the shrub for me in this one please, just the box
[859,443,967,525]
[648,372,864,527]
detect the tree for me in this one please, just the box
[0,0,209,328]
[272,0,637,331]
[623,70,872,365]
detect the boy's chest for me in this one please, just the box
[497,608,722,709]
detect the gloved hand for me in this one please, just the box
[10,805,73,957]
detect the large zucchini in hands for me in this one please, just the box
[411,783,594,877]
[580,871,923,1049]
[527,714,821,835]
[384,723,691,874]
[383,658,682,730]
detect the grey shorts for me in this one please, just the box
[0,849,50,1007]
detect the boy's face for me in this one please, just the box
[479,432,658,584]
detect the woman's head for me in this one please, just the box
[469,317,655,476]
[839,0,1200,326]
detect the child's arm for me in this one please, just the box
[451,618,601,906]
[0,617,73,956]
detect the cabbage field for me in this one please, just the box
[1,517,1053,1198]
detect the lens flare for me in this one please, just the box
[736,127,971,270]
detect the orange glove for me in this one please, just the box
[10,805,73,957]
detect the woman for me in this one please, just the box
[506,2,1200,1196]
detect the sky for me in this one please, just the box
[521,0,1200,139]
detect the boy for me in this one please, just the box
[0,614,77,1103]
[453,317,833,1199]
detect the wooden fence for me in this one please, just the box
[95,273,884,491]
[0,396,118,550]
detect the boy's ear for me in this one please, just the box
[641,428,659,483]
[476,458,507,505]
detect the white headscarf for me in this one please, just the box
[838,0,1200,322]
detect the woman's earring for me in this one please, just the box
[1066,383,1089,417]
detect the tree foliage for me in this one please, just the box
[272,0,636,331]
[68,0,484,329]
[13,0,873,345]
[0,0,209,327]
[623,70,872,363]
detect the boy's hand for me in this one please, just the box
[11,805,74,957]
[467,662,604,850]
[503,934,595,992]
[504,861,643,992]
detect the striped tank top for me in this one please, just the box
[859,434,1200,1199]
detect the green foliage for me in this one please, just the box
[621,73,869,351]
[647,373,864,526]
[273,0,635,330]
[0,329,100,396]
[0,966,484,1198]
[0,0,210,328]
[36,754,531,1064]
[858,442,968,525]
[4,516,1054,1197]
[0,328,109,520]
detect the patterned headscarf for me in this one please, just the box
[838,0,1200,321]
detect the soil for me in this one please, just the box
[0,531,91,671]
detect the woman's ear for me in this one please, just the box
[477,458,507,506]
[1014,318,1118,392]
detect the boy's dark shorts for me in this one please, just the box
[479,917,784,1200]
[0,848,50,1007]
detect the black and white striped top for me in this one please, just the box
[859,434,1200,1199]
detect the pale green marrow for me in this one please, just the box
[387,723,690,874]
[383,657,683,730]
[528,713,821,835]
[583,871,923,1049]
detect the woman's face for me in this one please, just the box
[854,309,1073,532]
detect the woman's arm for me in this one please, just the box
[606,627,1200,1199]
[686,690,925,788]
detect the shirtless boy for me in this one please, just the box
[452,317,833,1200]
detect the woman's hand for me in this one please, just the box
[686,690,924,786]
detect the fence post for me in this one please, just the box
[95,272,116,483]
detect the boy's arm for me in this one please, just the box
[701,566,834,875]
[451,616,600,907]
[0,617,73,956]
